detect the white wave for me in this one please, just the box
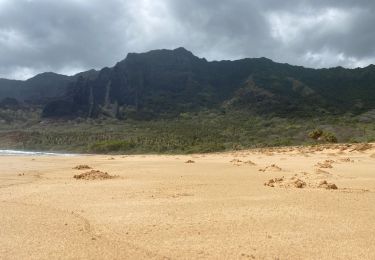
[0,150,77,156]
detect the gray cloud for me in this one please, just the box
[1,0,375,79]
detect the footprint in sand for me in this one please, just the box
[315,168,330,175]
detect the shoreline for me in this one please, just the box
[1,142,373,156]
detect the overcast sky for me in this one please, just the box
[1,0,375,80]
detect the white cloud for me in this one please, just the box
[0,0,375,79]
[5,66,37,80]
[303,49,375,68]
[267,8,352,45]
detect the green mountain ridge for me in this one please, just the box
[1,47,375,119]
[42,47,375,119]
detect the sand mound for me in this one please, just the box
[259,164,282,172]
[73,170,115,180]
[230,159,256,166]
[315,160,334,169]
[230,159,242,166]
[264,177,306,189]
[264,177,284,187]
[318,180,338,190]
[185,160,195,164]
[244,160,256,166]
[293,179,306,188]
[73,165,92,170]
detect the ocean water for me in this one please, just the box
[0,150,77,156]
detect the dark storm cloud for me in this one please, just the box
[1,0,375,79]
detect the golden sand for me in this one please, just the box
[1,144,375,259]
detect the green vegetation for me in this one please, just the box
[90,140,136,153]
[0,108,374,154]
[308,129,338,143]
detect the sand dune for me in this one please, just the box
[1,143,375,259]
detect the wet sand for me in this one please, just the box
[1,143,375,259]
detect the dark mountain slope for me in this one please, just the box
[0,70,98,104]
[44,47,374,119]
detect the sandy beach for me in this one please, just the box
[1,143,375,259]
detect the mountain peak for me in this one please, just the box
[26,72,68,82]
[172,47,194,56]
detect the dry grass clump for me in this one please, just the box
[73,170,116,180]
[185,160,195,163]
[73,165,92,170]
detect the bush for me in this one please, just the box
[323,132,338,143]
[308,129,337,143]
[308,129,323,140]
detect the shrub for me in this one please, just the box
[308,129,323,140]
[308,129,337,143]
[322,132,338,143]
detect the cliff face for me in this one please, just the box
[41,47,375,118]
